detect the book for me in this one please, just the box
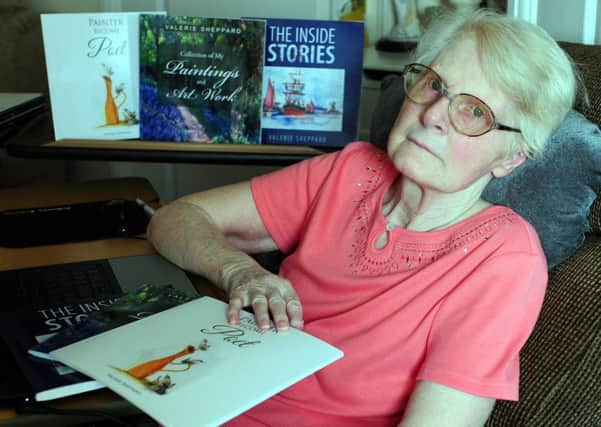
[41,11,164,141]
[29,284,197,362]
[52,296,343,427]
[259,18,364,147]
[139,15,266,144]
[0,284,194,401]
[0,295,118,401]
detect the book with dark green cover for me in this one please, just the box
[139,15,266,144]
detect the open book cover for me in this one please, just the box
[259,18,364,147]
[52,296,343,426]
[29,284,197,361]
[41,11,164,141]
[0,294,120,401]
[0,284,194,402]
[139,15,265,144]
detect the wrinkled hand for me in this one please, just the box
[225,267,303,332]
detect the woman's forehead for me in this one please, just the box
[430,39,483,86]
[430,40,511,113]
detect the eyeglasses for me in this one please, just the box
[401,63,521,137]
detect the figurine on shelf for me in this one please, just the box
[376,0,494,52]
[376,0,422,52]
[448,0,482,13]
[376,0,447,52]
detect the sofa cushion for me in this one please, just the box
[369,75,601,269]
[369,74,404,152]
[483,110,601,268]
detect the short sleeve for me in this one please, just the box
[250,149,343,253]
[417,252,548,401]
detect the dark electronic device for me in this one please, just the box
[0,199,152,248]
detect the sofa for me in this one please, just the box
[369,41,601,426]
[484,42,601,427]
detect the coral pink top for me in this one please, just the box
[225,142,547,427]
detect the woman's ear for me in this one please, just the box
[491,151,526,178]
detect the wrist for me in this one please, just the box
[218,256,265,295]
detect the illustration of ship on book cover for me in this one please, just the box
[139,15,265,144]
[259,18,364,147]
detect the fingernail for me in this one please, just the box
[290,320,304,328]
[276,321,289,331]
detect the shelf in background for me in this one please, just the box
[362,46,412,79]
[6,113,330,166]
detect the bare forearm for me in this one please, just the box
[147,200,263,293]
[147,196,303,331]
[398,381,494,427]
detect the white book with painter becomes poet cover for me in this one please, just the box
[41,12,164,140]
[51,296,343,427]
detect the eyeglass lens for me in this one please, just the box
[403,64,496,136]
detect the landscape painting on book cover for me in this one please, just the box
[139,15,265,144]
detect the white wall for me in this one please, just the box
[537,0,600,44]
[368,0,601,45]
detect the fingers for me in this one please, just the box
[250,292,290,331]
[286,298,304,329]
[226,277,304,332]
[265,294,289,331]
[226,294,244,326]
[250,293,271,330]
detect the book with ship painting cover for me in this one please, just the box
[41,12,164,141]
[259,18,364,147]
[52,296,343,427]
[139,15,265,144]
[0,284,194,402]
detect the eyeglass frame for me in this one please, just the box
[400,63,522,137]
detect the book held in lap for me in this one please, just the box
[52,296,343,426]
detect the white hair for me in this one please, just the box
[413,8,582,158]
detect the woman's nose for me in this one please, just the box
[421,96,450,133]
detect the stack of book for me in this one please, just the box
[41,12,365,148]
[1,284,343,426]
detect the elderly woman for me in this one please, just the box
[148,8,579,427]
